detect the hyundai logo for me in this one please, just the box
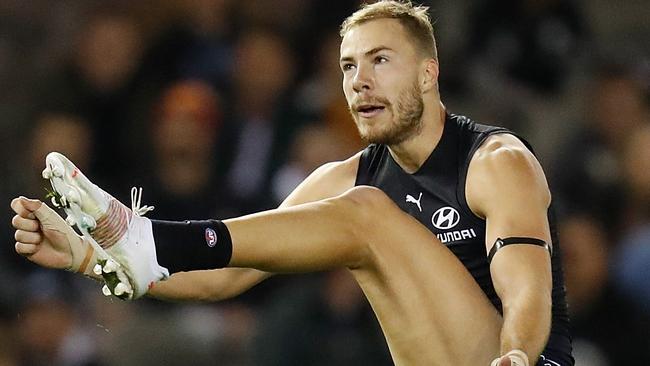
[431,206,460,230]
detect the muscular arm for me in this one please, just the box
[466,134,552,363]
[147,153,361,301]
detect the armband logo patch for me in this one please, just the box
[205,228,218,247]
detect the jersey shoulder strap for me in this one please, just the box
[355,144,386,186]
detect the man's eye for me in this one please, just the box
[375,56,388,63]
[342,63,356,71]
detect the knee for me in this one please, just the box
[339,186,392,207]
[331,186,406,266]
[334,186,397,227]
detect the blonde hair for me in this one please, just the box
[340,1,437,60]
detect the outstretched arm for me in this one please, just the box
[466,134,553,366]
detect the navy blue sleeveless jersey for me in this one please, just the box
[355,113,573,365]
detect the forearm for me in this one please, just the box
[147,268,272,302]
[499,289,552,362]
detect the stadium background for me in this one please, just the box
[0,0,648,365]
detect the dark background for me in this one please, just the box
[0,1,648,365]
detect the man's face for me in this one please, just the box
[340,18,425,145]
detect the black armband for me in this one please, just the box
[151,219,233,274]
[487,237,552,263]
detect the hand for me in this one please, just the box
[491,350,529,366]
[11,196,88,272]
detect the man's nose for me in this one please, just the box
[352,64,373,93]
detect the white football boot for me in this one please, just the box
[43,152,169,299]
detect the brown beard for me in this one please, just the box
[349,81,424,145]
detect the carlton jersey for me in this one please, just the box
[355,113,573,364]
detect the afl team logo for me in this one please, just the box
[205,228,218,247]
[431,206,460,230]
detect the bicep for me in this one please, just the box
[467,135,551,253]
[466,135,552,295]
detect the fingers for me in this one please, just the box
[15,228,43,257]
[12,215,40,232]
[15,230,42,244]
[12,201,45,257]
[15,242,39,256]
[11,196,67,229]
[10,197,43,219]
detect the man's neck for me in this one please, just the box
[388,101,445,174]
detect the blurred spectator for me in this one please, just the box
[254,270,391,366]
[73,10,143,95]
[38,7,158,193]
[29,113,94,179]
[611,125,650,314]
[0,1,95,102]
[552,63,650,235]
[0,112,94,274]
[0,1,96,225]
[5,110,94,203]
[145,79,285,305]
[619,124,650,228]
[457,0,589,144]
[176,0,234,87]
[139,0,235,92]
[271,123,349,203]
[145,80,222,220]
[219,28,302,214]
[237,0,311,39]
[612,225,650,314]
[293,31,365,155]
[561,214,650,365]
[293,32,344,122]
[468,0,587,95]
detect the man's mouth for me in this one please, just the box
[356,104,386,118]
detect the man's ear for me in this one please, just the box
[421,58,439,93]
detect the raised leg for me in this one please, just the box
[225,186,502,365]
[44,150,502,364]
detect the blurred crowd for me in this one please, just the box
[0,0,648,365]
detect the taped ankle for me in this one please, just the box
[151,219,233,274]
